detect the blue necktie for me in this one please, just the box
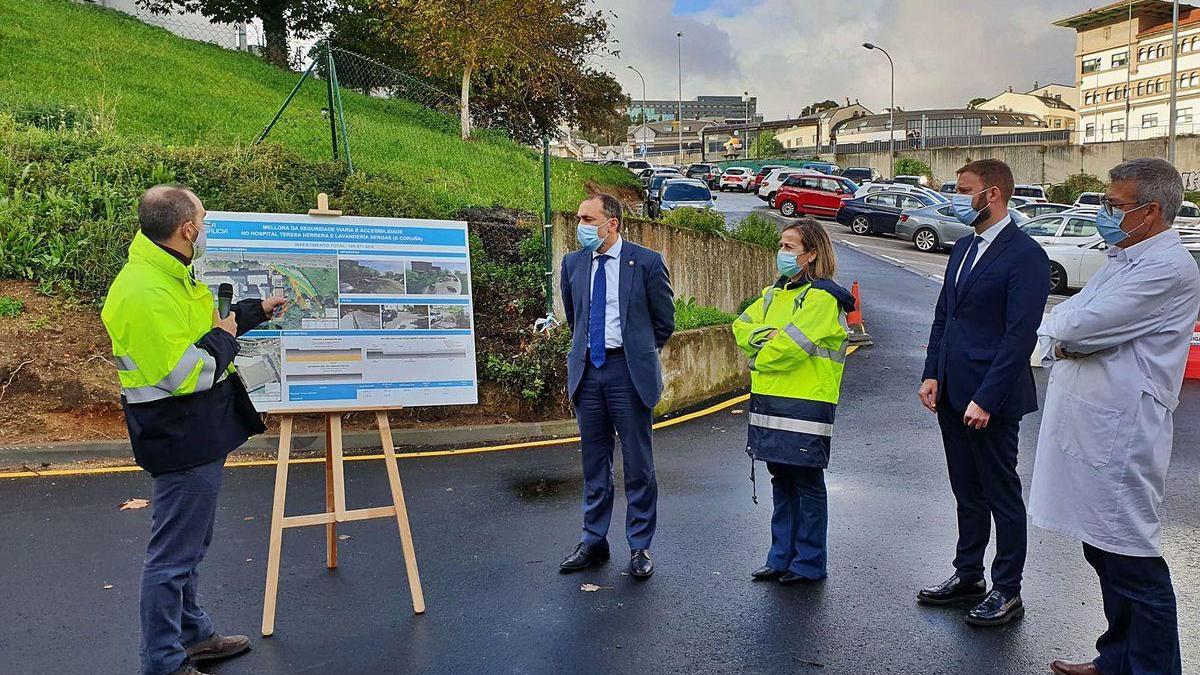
[956,236,982,294]
[589,254,609,368]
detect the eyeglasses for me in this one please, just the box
[1099,196,1146,217]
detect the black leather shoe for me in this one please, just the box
[750,566,785,581]
[778,571,824,585]
[916,574,988,606]
[629,549,654,578]
[965,590,1025,627]
[559,543,609,573]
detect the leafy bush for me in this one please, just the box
[1185,190,1200,204]
[894,156,933,179]
[729,213,780,249]
[674,296,736,331]
[1047,173,1106,205]
[662,207,726,236]
[0,296,24,318]
[738,295,760,314]
[753,131,785,157]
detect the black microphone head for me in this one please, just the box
[218,283,233,300]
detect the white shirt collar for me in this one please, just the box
[975,214,1011,243]
[594,235,623,260]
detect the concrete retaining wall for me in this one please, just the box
[656,324,747,416]
[551,213,775,316]
[822,137,1200,187]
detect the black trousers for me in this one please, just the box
[936,406,1026,594]
[1083,542,1181,675]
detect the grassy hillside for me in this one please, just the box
[0,0,636,215]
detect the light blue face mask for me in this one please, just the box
[1095,202,1150,246]
[576,222,606,251]
[776,250,802,278]
[950,188,991,226]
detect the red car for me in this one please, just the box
[751,164,787,190]
[719,167,753,191]
[773,174,856,218]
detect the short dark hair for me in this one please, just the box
[138,184,199,242]
[588,193,624,228]
[956,159,1015,201]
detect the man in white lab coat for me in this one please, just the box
[1030,158,1200,675]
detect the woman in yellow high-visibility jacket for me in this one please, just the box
[732,218,856,585]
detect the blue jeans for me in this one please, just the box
[765,462,827,579]
[1084,542,1182,675]
[574,352,658,551]
[140,459,224,675]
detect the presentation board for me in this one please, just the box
[194,211,478,413]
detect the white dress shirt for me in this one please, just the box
[1029,228,1200,556]
[955,215,1011,283]
[589,236,623,349]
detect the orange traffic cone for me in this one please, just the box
[847,281,873,346]
[1186,322,1200,380]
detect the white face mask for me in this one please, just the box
[188,222,207,260]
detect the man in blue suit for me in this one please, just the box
[558,193,675,579]
[916,159,1050,626]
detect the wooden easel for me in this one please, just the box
[260,194,426,636]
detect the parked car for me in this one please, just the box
[1073,192,1104,208]
[1020,213,1100,247]
[757,168,810,203]
[895,203,974,252]
[773,174,857,218]
[835,190,941,236]
[799,160,841,175]
[646,173,682,204]
[1014,184,1048,202]
[752,164,787,190]
[720,166,754,191]
[1016,202,1072,219]
[894,174,930,186]
[686,163,716,181]
[842,167,880,183]
[1176,200,1200,227]
[1008,196,1038,208]
[1045,239,1111,294]
[659,179,717,214]
[626,159,652,174]
[854,181,948,204]
[706,166,724,188]
[940,181,958,194]
[640,166,680,188]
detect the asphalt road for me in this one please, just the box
[3,244,1199,674]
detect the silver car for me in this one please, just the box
[659,179,717,213]
[895,203,974,252]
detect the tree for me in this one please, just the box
[799,99,839,118]
[894,155,933,179]
[379,0,616,140]
[968,97,989,109]
[136,0,336,68]
[753,130,784,157]
[1047,173,1106,205]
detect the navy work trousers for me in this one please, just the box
[1084,542,1181,675]
[765,462,828,579]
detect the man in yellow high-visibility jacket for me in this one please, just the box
[102,184,285,675]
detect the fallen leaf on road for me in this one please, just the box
[730,409,744,415]
[580,583,612,592]
[338,534,352,541]
[102,583,113,590]
[120,498,149,511]
[242,516,255,521]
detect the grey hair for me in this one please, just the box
[1108,158,1183,225]
[587,193,624,228]
[138,184,200,241]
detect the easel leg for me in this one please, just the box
[376,411,426,614]
[324,415,338,569]
[262,415,293,637]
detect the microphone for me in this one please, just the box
[217,283,233,319]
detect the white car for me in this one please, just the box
[1046,239,1111,294]
[1020,213,1100,247]
[1014,184,1048,202]
[894,174,930,186]
[1073,192,1104,208]
[758,168,813,203]
[720,166,754,192]
[1175,200,1200,227]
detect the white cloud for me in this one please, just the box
[603,0,1083,119]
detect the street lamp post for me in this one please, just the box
[677,32,684,163]
[1169,0,1180,163]
[744,90,751,159]
[627,65,647,158]
[863,42,895,179]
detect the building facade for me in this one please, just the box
[977,86,1079,131]
[628,119,721,156]
[831,109,1047,145]
[1056,0,1200,143]
[627,95,761,125]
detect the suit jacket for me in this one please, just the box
[922,220,1050,418]
[561,239,675,408]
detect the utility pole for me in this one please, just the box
[677,32,684,163]
[627,65,648,158]
[1169,0,1180,163]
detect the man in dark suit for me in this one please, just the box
[916,159,1050,626]
[558,193,675,579]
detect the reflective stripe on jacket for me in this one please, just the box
[732,278,852,468]
[102,231,232,404]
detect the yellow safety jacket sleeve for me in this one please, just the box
[732,291,777,357]
[751,289,847,374]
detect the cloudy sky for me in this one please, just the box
[596,0,1090,119]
